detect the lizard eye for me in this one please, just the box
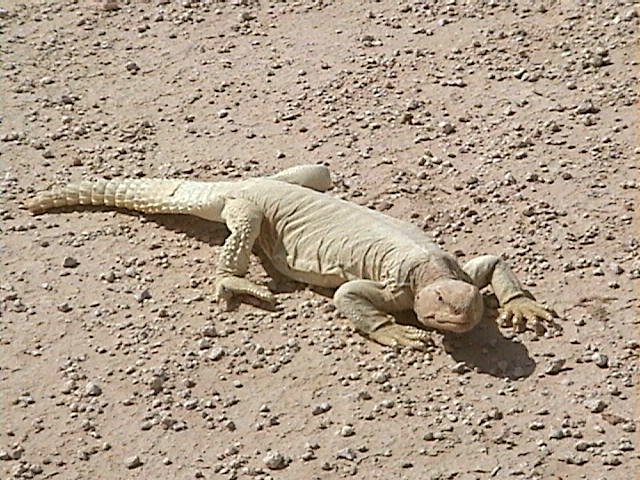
[436,292,444,303]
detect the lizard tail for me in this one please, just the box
[27,178,198,215]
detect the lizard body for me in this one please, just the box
[28,165,555,349]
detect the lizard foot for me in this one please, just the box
[499,296,560,336]
[214,276,275,308]
[367,324,433,351]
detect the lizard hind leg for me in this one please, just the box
[333,280,431,350]
[214,198,275,307]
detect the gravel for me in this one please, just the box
[2,1,638,479]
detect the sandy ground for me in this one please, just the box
[1,1,638,479]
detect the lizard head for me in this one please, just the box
[414,279,483,333]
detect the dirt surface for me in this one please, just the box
[1,1,639,479]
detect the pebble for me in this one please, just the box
[124,455,142,469]
[135,288,152,302]
[592,352,609,368]
[340,425,355,437]
[4,4,638,480]
[208,347,225,361]
[62,256,79,268]
[125,61,140,73]
[85,382,102,397]
[312,402,332,415]
[372,371,389,384]
[201,325,217,337]
[263,451,287,470]
[451,361,470,374]
[336,447,357,461]
[439,121,456,135]
[585,398,607,413]
[544,358,566,375]
[576,100,600,114]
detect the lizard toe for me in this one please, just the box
[512,313,526,333]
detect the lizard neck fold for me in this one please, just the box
[410,255,469,294]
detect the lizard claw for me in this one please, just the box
[499,296,560,336]
[368,324,433,351]
[214,276,276,307]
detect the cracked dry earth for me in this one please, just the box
[1,1,639,479]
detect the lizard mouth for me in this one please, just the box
[414,279,483,333]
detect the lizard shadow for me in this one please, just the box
[34,206,231,247]
[36,207,304,302]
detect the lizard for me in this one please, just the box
[27,164,557,350]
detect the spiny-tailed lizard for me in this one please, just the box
[27,164,557,349]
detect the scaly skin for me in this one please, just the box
[27,165,557,349]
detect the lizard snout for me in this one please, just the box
[414,279,483,334]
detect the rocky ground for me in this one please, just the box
[1,0,638,479]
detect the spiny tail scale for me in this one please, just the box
[27,178,192,215]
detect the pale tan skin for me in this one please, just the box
[27,165,557,350]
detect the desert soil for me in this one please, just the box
[1,1,639,479]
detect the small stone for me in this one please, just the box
[9,447,23,460]
[575,440,589,451]
[603,454,622,466]
[148,376,164,393]
[208,347,225,361]
[576,100,599,114]
[140,420,153,431]
[340,425,355,437]
[63,256,79,268]
[263,451,287,470]
[549,428,567,440]
[529,421,545,430]
[134,288,152,302]
[439,121,456,135]
[301,450,315,461]
[451,361,469,374]
[102,0,120,11]
[545,358,566,375]
[201,325,217,337]
[312,402,331,415]
[609,263,624,274]
[57,302,73,313]
[125,61,140,73]
[336,447,357,461]
[238,11,255,22]
[85,382,102,397]
[372,371,389,384]
[592,352,609,368]
[124,455,142,469]
[585,398,607,413]
[61,380,76,394]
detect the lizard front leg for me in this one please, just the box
[463,255,558,335]
[214,198,275,306]
[334,280,431,350]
